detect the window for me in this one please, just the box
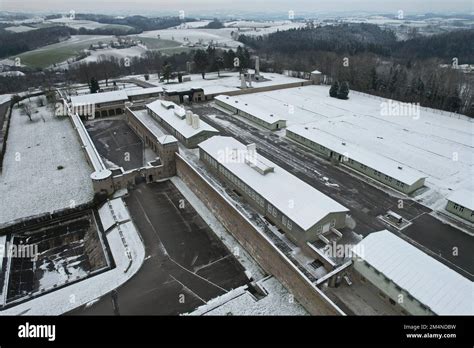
[330,219,336,228]
[282,215,287,225]
[272,207,277,217]
[287,221,292,230]
[267,204,272,213]
[453,204,458,210]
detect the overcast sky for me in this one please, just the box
[1,0,473,15]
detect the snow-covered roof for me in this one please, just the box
[215,95,286,125]
[352,230,473,315]
[311,70,322,74]
[287,125,426,186]
[448,189,474,211]
[70,90,128,106]
[125,86,164,97]
[71,87,165,106]
[131,109,177,145]
[147,100,218,139]
[199,136,349,230]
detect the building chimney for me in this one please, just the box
[185,110,193,125]
[248,75,252,88]
[255,56,260,76]
[192,114,200,129]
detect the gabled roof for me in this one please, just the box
[448,189,474,211]
[353,230,473,315]
[199,136,349,230]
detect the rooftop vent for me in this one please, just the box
[185,110,193,125]
[160,100,175,109]
[174,107,186,119]
[191,114,200,129]
[245,144,274,175]
[398,166,403,170]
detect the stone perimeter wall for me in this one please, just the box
[175,153,344,315]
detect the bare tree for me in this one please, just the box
[22,103,35,121]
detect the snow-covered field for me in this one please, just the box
[137,20,305,49]
[46,18,133,31]
[4,25,36,33]
[228,86,474,208]
[0,97,94,225]
[80,46,147,64]
[137,27,241,48]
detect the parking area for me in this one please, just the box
[70,180,249,315]
[85,118,144,171]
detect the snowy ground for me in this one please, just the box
[0,199,145,315]
[228,86,474,209]
[137,27,241,49]
[0,97,94,225]
[4,25,36,33]
[188,276,308,316]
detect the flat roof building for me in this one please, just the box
[352,230,473,315]
[198,136,349,246]
[446,190,474,223]
[286,126,426,194]
[147,100,219,148]
[215,95,287,131]
[70,87,164,118]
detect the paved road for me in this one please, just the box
[70,181,248,315]
[190,104,474,280]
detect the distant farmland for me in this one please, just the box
[16,35,112,68]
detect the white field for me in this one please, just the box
[0,97,94,225]
[46,18,133,31]
[4,25,36,33]
[229,86,474,208]
[80,46,147,64]
[138,20,306,49]
[137,27,241,48]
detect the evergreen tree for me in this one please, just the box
[90,77,100,94]
[162,62,172,83]
[194,49,208,79]
[329,81,339,98]
[337,81,350,99]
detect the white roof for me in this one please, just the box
[311,70,322,74]
[71,87,164,105]
[448,189,474,211]
[287,125,426,186]
[70,90,128,106]
[146,100,218,139]
[131,110,177,145]
[199,136,349,230]
[215,95,286,125]
[125,86,163,97]
[353,230,473,315]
